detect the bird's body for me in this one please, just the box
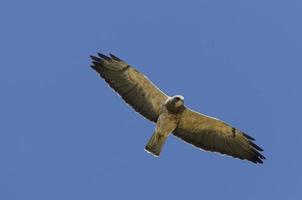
[90,53,265,164]
[145,103,178,156]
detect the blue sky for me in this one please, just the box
[1,0,301,199]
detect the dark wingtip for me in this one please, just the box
[90,55,102,62]
[242,132,255,141]
[92,61,100,66]
[109,53,122,61]
[257,159,264,164]
[249,145,266,164]
[252,149,266,160]
[260,155,266,160]
[249,141,263,151]
[258,152,266,160]
[90,64,97,71]
[251,156,264,164]
[240,132,265,164]
[97,53,111,61]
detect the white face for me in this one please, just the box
[172,95,184,108]
[174,99,184,107]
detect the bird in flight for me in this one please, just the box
[90,53,265,164]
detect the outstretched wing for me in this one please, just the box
[173,108,265,164]
[90,53,169,122]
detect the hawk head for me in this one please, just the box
[165,95,185,114]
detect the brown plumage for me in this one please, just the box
[91,53,168,122]
[90,53,265,164]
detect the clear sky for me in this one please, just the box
[1,0,301,199]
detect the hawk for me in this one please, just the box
[90,53,265,164]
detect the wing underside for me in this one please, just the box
[91,53,169,122]
[173,108,265,164]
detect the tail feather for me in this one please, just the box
[145,132,168,157]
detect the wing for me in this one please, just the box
[90,53,169,122]
[173,108,265,164]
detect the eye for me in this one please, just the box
[177,97,183,101]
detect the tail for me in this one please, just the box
[145,132,168,157]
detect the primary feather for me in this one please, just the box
[91,53,169,122]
